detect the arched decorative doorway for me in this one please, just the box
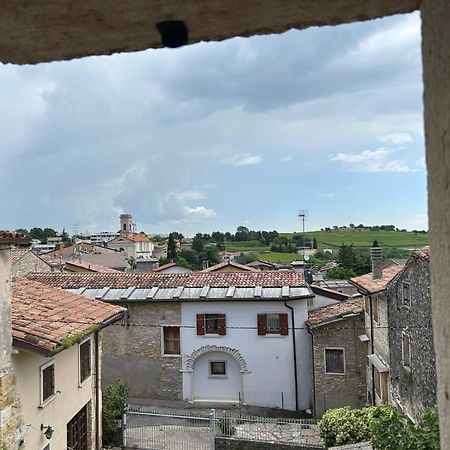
[184,345,249,403]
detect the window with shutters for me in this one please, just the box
[163,326,181,355]
[196,313,226,335]
[257,313,289,336]
[79,338,92,384]
[324,348,345,374]
[40,360,55,405]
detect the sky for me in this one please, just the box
[0,11,427,236]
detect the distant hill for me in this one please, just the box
[281,229,428,250]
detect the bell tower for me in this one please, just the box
[120,213,136,235]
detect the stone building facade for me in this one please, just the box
[0,245,23,450]
[306,299,367,417]
[102,301,183,399]
[386,248,436,424]
[11,248,54,277]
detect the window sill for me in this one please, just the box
[325,372,346,376]
[162,354,182,358]
[200,334,223,338]
[208,375,228,379]
[261,334,285,338]
[38,394,57,409]
[78,375,92,389]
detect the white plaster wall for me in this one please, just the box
[181,300,311,411]
[193,352,241,401]
[12,341,96,450]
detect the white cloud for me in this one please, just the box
[330,148,415,173]
[176,191,206,201]
[221,153,262,166]
[379,132,414,145]
[319,193,335,198]
[183,205,217,219]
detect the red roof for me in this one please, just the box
[11,248,30,264]
[350,264,404,294]
[27,270,306,289]
[153,262,191,272]
[306,298,363,328]
[201,261,259,272]
[12,278,125,355]
[65,259,121,273]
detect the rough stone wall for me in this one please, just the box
[422,0,450,445]
[387,258,436,424]
[11,251,52,277]
[101,302,182,399]
[0,245,23,449]
[312,315,367,417]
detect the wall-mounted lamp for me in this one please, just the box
[40,424,54,440]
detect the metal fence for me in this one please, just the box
[123,408,320,450]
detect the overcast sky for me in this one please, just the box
[0,12,426,236]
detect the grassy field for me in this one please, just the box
[226,241,271,252]
[257,252,300,264]
[280,230,428,249]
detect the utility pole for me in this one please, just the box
[298,211,308,261]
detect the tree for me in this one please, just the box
[313,237,318,249]
[372,239,379,247]
[327,266,356,279]
[61,228,71,244]
[167,233,177,260]
[338,243,357,269]
[171,231,184,241]
[192,233,204,253]
[102,379,129,446]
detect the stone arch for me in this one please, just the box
[185,345,249,373]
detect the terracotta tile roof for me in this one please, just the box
[153,262,191,272]
[414,246,430,262]
[350,264,404,294]
[11,248,30,264]
[306,298,363,328]
[27,270,306,289]
[201,261,260,272]
[64,259,121,273]
[11,278,125,355]
[124,233,150,242]
[246,260,274,268]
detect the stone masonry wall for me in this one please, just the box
[215,437,324,450]
[101,302,182,399]
[0,245,23,450]
[312,315,367,417]
[387,258,436,424]
[12,251,52,277]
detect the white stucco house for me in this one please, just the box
[29,271,314,412]
[11,277,125,450]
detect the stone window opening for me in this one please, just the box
[402,283,411,308]
[324,348,345,375]
[162,326,181,355]
[402,331,412,369]
[374,367,389,403]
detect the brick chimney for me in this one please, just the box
[371,246,383,280]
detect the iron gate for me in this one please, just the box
[123,409,217,450]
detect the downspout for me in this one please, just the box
[95,330,100,450]
[307,326,316,418]
[369,294,375,406]
[285,302,299,411]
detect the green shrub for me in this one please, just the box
[319,405,440,449]
[102,379,129,446]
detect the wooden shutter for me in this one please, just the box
[196,314,205,336]
[257,313,267,335]
[218,314,226,335]
[279,313,289,336]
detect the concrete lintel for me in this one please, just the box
[0,0,419,65]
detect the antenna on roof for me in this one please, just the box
[298,210,308,262]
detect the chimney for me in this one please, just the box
[371,246,383,280]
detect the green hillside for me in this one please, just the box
[281,230,428,249]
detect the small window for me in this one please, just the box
[402,283,410,307]
[266,313,281,333]
[79,339,92,384]
[372,296,379,323]
[325,348,345,374]
[402,332,411,368]
[163,326,180,355]
[257,313,289,336]
[205,314,221,334]
[41,361,55,404]
[210,361,226,376]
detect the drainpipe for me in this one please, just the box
[369,294,375,406]
[307,326,316,418]
[285,302,299,411]
[95,330,100,450]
